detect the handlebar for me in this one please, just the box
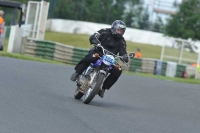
[95,44,129,66]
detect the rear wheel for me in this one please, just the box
[74,87,84,99]
[83,73,105,104]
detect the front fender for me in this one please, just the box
[99,70,106,75]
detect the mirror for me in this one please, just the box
[129,52,135,58]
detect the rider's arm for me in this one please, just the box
[89,29,108,45]
[119,38,128,63]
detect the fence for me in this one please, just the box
[24,39,199,78]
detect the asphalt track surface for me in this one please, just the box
[0,57,200,133]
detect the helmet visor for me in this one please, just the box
[115,27,125,36]
[116,28,123,35]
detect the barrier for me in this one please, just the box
[161,62,167,76]
[24,39,88,65]
[24,39,145,71]
[24,39,199,79]
[155,60,163,75]
[5,26,11,38]
[165,61,177,78]
[186,66,196,78]
[129,58,142,72]
[141,58,156,74]
[176,64,186,78]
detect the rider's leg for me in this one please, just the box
[98,66,122,98]
[102,66,122,90]
[71,51,98,81]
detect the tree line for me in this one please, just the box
[1,0,200,41]
[15,0,163,31]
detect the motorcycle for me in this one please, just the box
[74,37,135,104]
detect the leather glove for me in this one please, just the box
[121,54,128,63]
[90,38,99,46]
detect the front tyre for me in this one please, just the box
[74,87,84,99]
[83,73,105,104]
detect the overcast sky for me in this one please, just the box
[144,0,183,6]
[144,0,183,23]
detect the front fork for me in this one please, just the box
[89,69,107,87]
[80,64,108,93]
[89,71,97,85]
[90,63,108,84]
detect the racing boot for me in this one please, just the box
[98,88,105,98]
[70,72,79,81]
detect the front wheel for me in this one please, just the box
[83,73,105,104]
[74,87,84,99]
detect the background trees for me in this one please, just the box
[52,0,144,25]
[164,0,200,40]
[8,0,200,40]
[15,0,146,28]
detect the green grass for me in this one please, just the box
[124,71,200,85]
[45,31,91,48]
[0,51,65,65]
[44,31,162,59]
[45,31,198,63]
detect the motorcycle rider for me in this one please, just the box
[70,20,128,98]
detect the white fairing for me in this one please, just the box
[102,55,115,66]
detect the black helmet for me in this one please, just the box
[111,20,126,37]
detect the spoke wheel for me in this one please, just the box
[74,87,84,99]
[83,73,105,104]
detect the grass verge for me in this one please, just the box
[0,51,65,65]
[123,71,200,85]
[1,38,64,65]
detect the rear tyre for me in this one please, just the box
[83,73,105,104]
[74,87,84,99]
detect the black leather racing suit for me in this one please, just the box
[74,28,128,90]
